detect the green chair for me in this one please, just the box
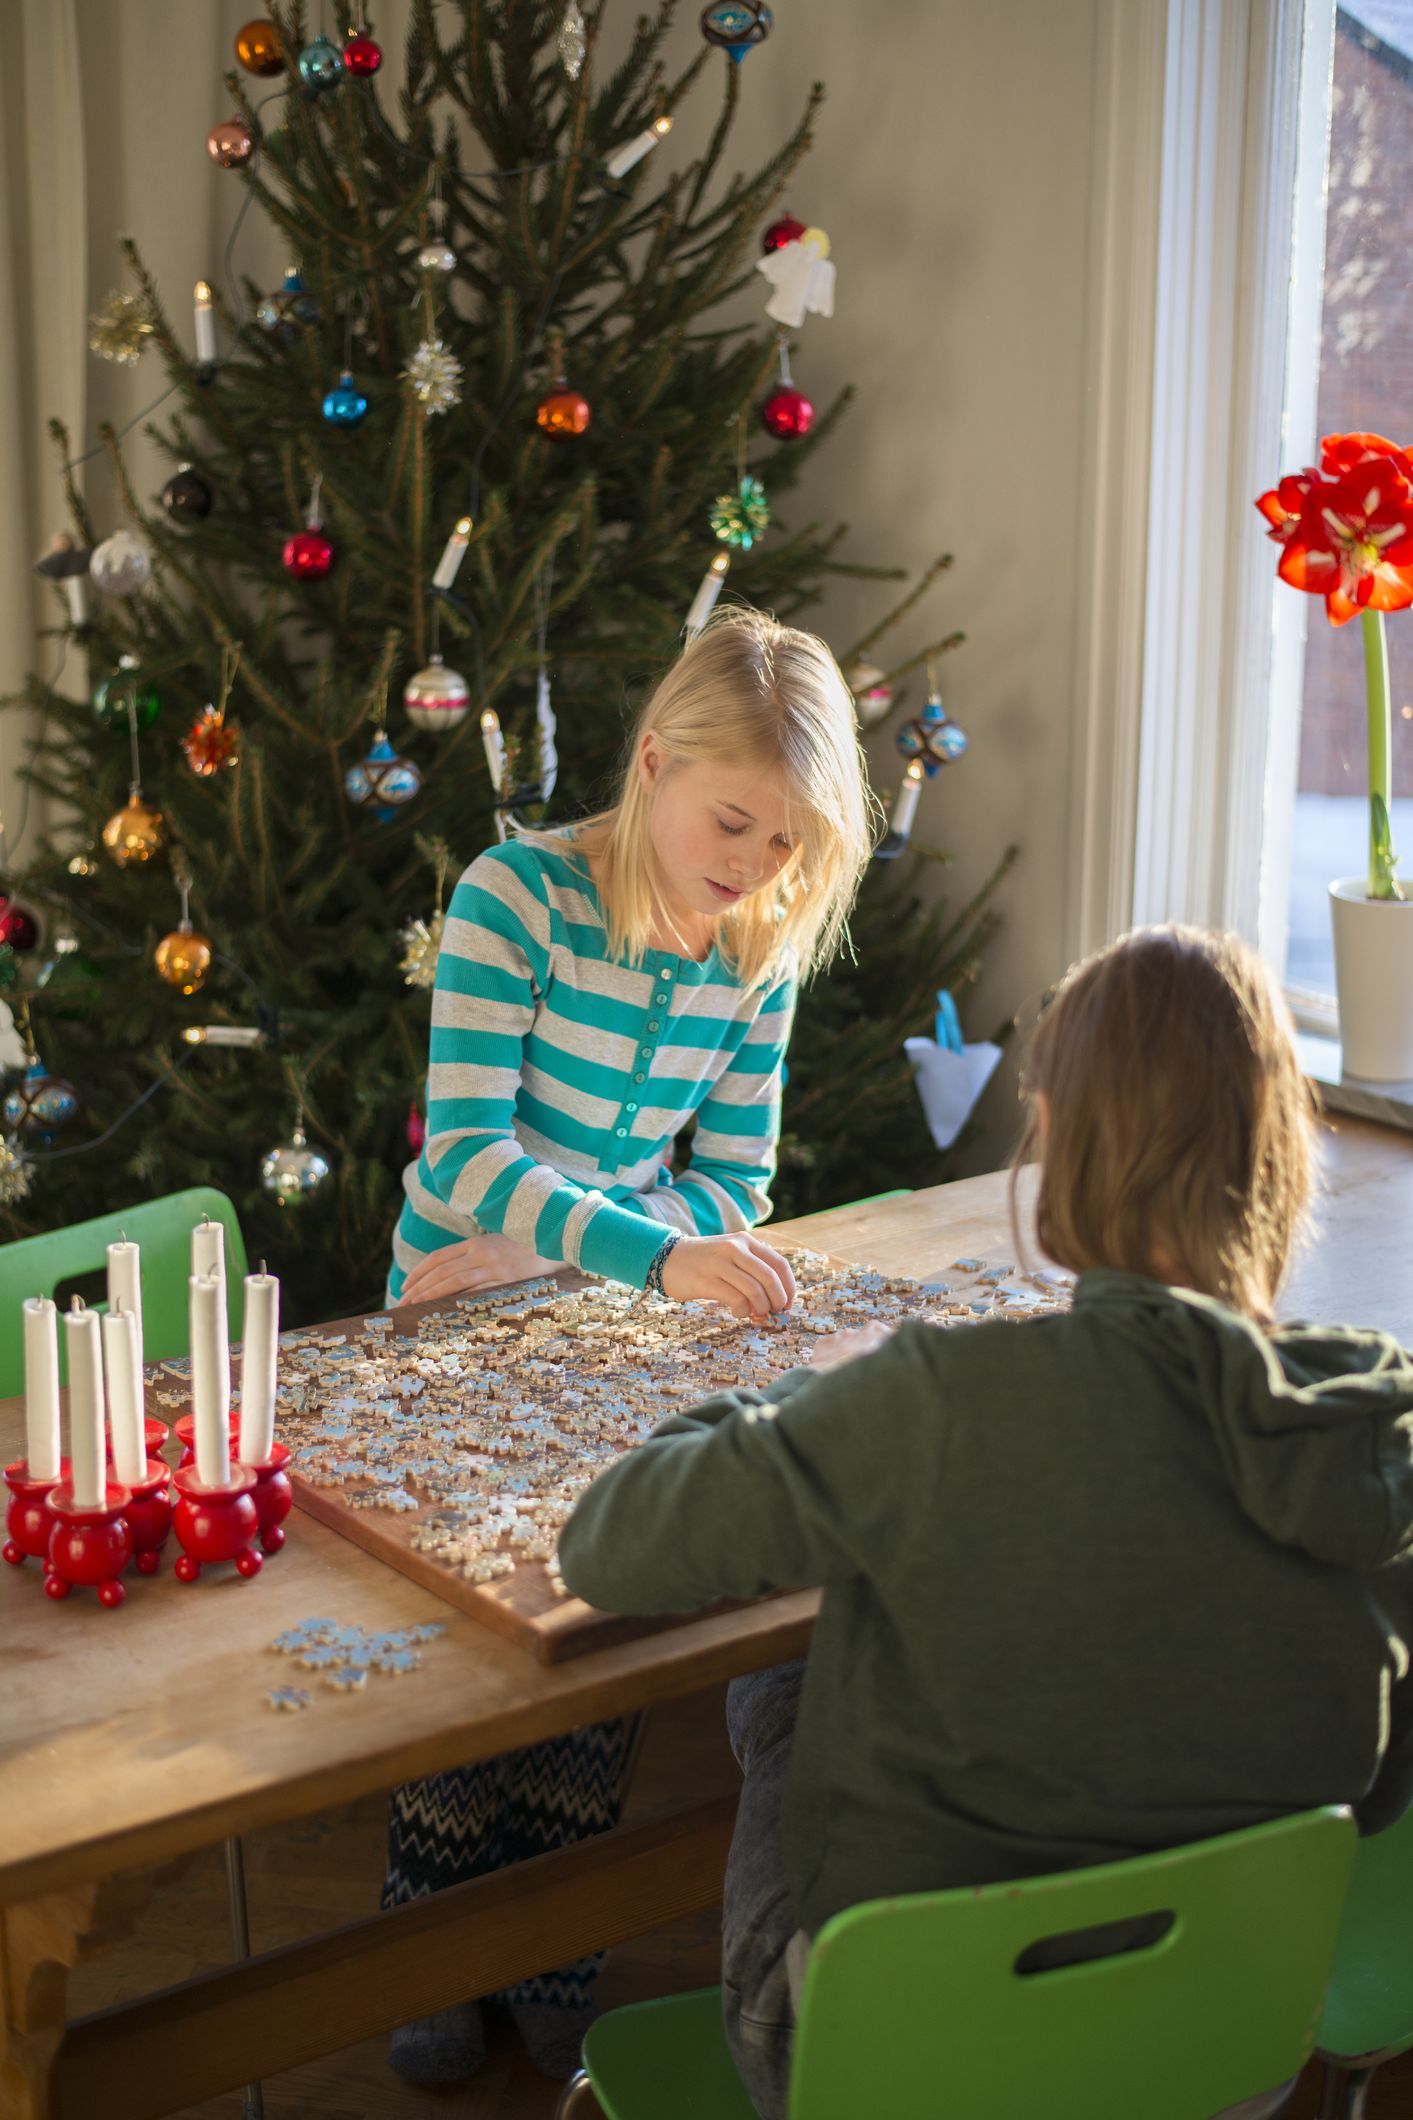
[557,1806,1355,2120]
[0,1187,248,1394]
[1315,1801,1413,2117]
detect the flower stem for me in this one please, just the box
[1359,608,1402,899]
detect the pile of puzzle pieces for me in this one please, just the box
[265,1614,448,1709]
[264,1249,1072,1604]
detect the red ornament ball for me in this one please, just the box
[207,116,256,169]
[0,898,40,953]
[282,529,335,581]
[343,31,383,74]
[761,384,815,440]
[762,213,806,255]
[536,388,592,439]
[406,1102,426,1153]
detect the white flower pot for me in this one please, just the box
[1329,878,1413,1083]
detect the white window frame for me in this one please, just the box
[1066,0,1336,977]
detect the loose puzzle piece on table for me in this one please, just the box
[259,1251,1073,1615]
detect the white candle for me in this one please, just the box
[64,575,88,628]
[189,1273,231,1487]
[432,514,474,590]
[684,552,729,638]
[191,1216,225,1285]
[107,1240,143,1366]
[63,1303,106,1508]
[480,708,505,792]
[194,279,217,364]
[238,1270,280,1466]
[102,1305,147,1486]
[891,765,923,841]
[604,113,672,180]
[22,1297,60,1482]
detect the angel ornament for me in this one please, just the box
[755,226,835,329]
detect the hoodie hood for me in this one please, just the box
[1074,1270,1413,1571]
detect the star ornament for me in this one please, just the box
[399,908,445,988]
[403,338,463,416]
[88,290,154,365]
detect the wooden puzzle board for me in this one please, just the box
[148,1249,1071,1662]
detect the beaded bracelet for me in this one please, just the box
[645,1231,683,1299]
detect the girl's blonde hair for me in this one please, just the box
[1012,925,1314,1321]
[536,610,877,987]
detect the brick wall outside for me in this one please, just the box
[1296,15,1413,797]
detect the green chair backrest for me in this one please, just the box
[0,1187,248,1395]
[1318,1798,1413,2064]
[789,1807,1356,2120]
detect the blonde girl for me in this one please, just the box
[384,609,876,2085]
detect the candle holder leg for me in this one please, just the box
[122,1459,174,1575]
[45,1482,134,1607]
[4,1460,65,1569]
[245,1441,292,1554]
[172,1465,262,1583]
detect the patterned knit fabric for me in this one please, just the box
[381,1720,640,2008]
[389,834,797,1299]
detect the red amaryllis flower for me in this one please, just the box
[1320,431,1413,484]
[1256,446,1413,625]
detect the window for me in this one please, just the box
[1281,4,1413,1007]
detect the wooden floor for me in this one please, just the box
[64,1681,1413,2120]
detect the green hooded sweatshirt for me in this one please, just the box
[557,1271,1413,1936]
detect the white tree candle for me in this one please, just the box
[432,514,474,590]
[890,765,923,842]
[102,1305,147,1486]
[64,575,88,628]
[480,708,505,792]
[684,553,729,639]
[604,113,672,180]
[189,1273,231,1488]
[63,1303,106,1508]
[238,1268,280,1466]
[106,1239,143,1367]
[22,1296,60,1482]
[191,1216,225,1284]
[194,279,217,364]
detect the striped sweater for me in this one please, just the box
[390,835,797,1298]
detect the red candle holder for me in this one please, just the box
[172,1463,262,1582]
[106,1417,170,1465]
[122,1459,174,1575]
[173,1411,232,1470]
[244,1440,292,1553]
[4,1458,65,1569]
[45,1481,134,1606]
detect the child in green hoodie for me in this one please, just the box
[558,925,1413,2120]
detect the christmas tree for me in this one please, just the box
[0,1,1008,1324]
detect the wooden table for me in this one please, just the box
[1,1116,1409,2119]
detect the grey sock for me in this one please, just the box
[507,1998,600,2080]
[387,1999,487,2084]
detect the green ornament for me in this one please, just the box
[710,474,770,552]
[35,933,100,1016]
[93,656,162,732]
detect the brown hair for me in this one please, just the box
[1011,926,1315,1321]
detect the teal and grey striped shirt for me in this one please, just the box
[390,835,797,1298]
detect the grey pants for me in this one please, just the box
[720,1661,1295,2120]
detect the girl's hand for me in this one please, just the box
[399,1232,561,1306]
[808,1320,896,1372]
[660,1233,797,1319]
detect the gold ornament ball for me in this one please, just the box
[154,926,212,996]
[235,17,285,73]
[102,796,167,868]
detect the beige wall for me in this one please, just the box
[3,0,1102,1175]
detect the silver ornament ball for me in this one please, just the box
[417,241,457,275]
[403,657,471,731]
[90,529,153,597]
[259,1124,331,1207]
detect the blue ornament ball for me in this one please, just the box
[322,372,369,427]
[297,34,345,91]
[700,0,773,60]
[346,734,422,822]
[897,704,969,778]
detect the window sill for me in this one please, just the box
[1297,1030,1413,1137]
